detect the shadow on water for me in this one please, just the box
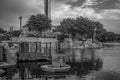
[3,65,18,79]
[2,48,103,80]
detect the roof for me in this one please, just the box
[11,37,58,43]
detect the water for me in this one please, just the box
[1,44,120,80]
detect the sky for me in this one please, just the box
[0,0,120,33]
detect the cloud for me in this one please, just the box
[0,0,120,33]
[51,0,120,33]
[51,0,120,22]
[81,0,98,7]
[51,4,120,25]
[0,0,44,30]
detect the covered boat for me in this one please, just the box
[41,56,71,72]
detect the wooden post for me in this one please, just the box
[35,42,37,59]
[46,43,48,56]
[45,77,48,80]
[56,42,58,54]
[40,42,41,53]
[44,43,46,56]
[49,42,52,59]
[72,48,75,63]
[35,42,37,53]
[2,46,6,62]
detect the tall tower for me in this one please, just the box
[44,0,51,18]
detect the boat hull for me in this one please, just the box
[41,65,71,72]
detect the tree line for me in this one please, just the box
[57,16,120,42]
[0,14,120,42]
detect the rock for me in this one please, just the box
[5,44,19,64]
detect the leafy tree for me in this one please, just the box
[114,34,120,41]
[58,16,104,40]
[10,30,21,37]
[58,18,76,38]
[25,14,51,35]
[0,28,6,33]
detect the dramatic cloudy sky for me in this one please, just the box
[0,0,120,33]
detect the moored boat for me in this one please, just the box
[41,56,71,72]
[41,64,71,72]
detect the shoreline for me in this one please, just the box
[103,42,120,46]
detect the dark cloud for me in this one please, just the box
[66,0,85,7]
[91,0,120,11]
[65,0,120,12]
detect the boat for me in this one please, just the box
[41,56,71,72]
[41,64,71,72]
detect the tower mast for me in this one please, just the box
[44,0,51,19]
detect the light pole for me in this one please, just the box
[19,16,22,30]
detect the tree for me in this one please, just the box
[58,16,104,40]
[10,30,21,37]
[25,14,51,35]
[0,28,9,41]
[58,18,77,38]
[0,28,6,33]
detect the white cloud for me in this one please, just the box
[81,0,98,8]
[51,4,102,25]
[51,1,120,25]
[1,0,120,33]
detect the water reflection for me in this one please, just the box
[2,48,103,80]
[3,65,18,80]
[66,48,103,77]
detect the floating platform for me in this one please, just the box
[41,64,71,72]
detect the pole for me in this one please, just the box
[9,26,13,38]
[93,27,97,41]
[19,16,22,30]
[44,0,51,18]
